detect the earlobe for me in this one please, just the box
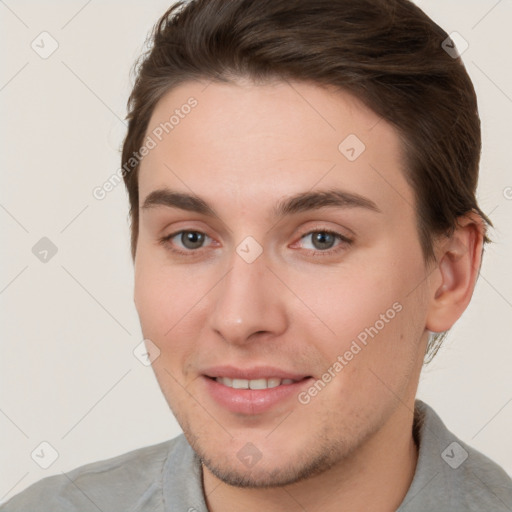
[426,213,485,333]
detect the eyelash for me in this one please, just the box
[158,228,353,258]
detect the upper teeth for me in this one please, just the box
[215,377,297,389]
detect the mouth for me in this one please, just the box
[212,376,303,389]
[201,366,314,415]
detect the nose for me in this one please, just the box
[208,249,288,345]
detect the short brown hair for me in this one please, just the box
[122,0,492,360]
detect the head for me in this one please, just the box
[123,0,490,488]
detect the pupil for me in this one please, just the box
[182,231,204,249]
[313,232,334,250]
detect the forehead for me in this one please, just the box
[138,79,414,218]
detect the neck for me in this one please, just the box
[202,401,419,512]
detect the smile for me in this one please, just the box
[214,377,299,389]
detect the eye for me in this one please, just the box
[159,228,352,258]
[159,230,212,254]
[297,229,352,255]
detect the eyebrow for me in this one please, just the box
[141,187,381,218]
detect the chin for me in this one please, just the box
[187,431,344,489]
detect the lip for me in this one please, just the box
[201,366,314,415]
[202,365,310,381]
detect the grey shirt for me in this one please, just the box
[2,399,511,511]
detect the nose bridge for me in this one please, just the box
[208,246,287,344]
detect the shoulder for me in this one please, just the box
[399,400,512,511]
[450,435,512,509]
[0,435,188,512]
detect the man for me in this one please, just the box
[2,0,511,510]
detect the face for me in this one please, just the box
[134,79,431,487]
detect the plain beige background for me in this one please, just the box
[1,0,511,503]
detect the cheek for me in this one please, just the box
[134,251,196,329]
[288,252,426,366]
[134,256,211,365]
[134,265,168,335]
[289,269,395,342]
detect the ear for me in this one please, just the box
[425,212,486,333]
